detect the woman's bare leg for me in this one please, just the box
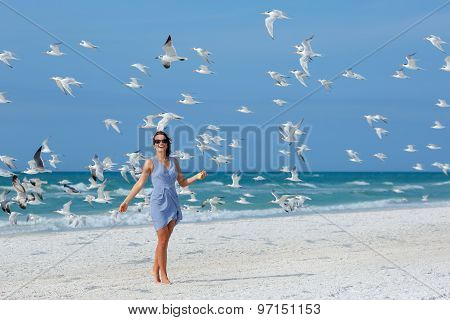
[152,252,160,283]
[156,225,171,284]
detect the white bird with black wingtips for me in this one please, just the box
[441,56,450,72]
[156,35,187,69]
[45,43,65,56]
[192,47,213,63]
[402,53,424,70]
[424,35,447,52]
[0,92,11,104]
[436,99,449,108]
[261,9,289,40]
[0,50,18,68]
[80,40,98,49]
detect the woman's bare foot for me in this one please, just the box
[160,276,172,285]
[152,269,161,284]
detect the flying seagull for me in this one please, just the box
[156,35,187,69]
[261,9,289,39]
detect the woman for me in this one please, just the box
[118,131,207,284]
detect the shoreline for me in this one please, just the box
[1,206,449,299]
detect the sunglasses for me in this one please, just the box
[153,138,168,144]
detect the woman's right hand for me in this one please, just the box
[118,202,128,213]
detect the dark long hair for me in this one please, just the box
[153,131,172,158]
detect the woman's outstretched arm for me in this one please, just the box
[119,159,153,212]
[174,158,207,188]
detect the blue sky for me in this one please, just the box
[0,0,449,172]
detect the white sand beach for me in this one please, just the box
[1,206,449,299]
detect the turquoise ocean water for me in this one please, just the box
[1,172,449,235]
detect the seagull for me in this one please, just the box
[374,127,389,139]
[192,48,213,63]
[373,153,387,161]
[441,56,450,72]
[187,192,198,203]
[346,149,362,163]
[404,144,417,153]
[124,77,143,89]
[0,155,16,169]
[228,139,241,148]
[194,65,214,74]
[279,150,290,156]
[140,115,157,129]
[299,55,312,76]
[267,71,290,87]
[211,154,232,166]
[402,53,424,70]
[298,35,322,59]
[342,68,365,80]
[279,119,303,144]
[201,196,225,212]
[0,168,14,177]
[237,106,253,113]
[83,194,95,206]
[94,181,111,204]
[270,190,295,211]
[63,184,80,194]
[26,213,41,224]
[413,163,424,171]
[436,99,450,108]
[6,212,21,225]
[156,35,187,69]
[318,79,332,91]
[23,147,51,174]
[207,124,220,131]
[374,114,388,123]
[0,50,18,68]
[421,195,429,202]
[0,92,11,104]
[55,200,73,216]
[431,121,445,129]
[156,112,184,131]
[131,63,150,76]
[290,70,308,87]
[286,167,302,182]
[41,138,52,153]
[49,154,61,168]
[260,9,289,39]
[227,171,242,188]
[426,144,441,150]
[80,40,98,49]
[88,154,104,181]
[235,197,251,204]
[104,119,121,134]
[11,175,27,209]
[177,93,201,105]
[50,76,83,96]
[253,175,265,181]
[195,138,218,154]
[424,35,447,52]
[364,115,378,127]
[45,43,65,56]
[296,144,310,162]
[392,68,409,79]
[273,99,287,106]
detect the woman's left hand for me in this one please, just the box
[197,170,207,180]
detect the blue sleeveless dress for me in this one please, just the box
[150,156,183,231]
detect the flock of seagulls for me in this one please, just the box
[1,8,449,227]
